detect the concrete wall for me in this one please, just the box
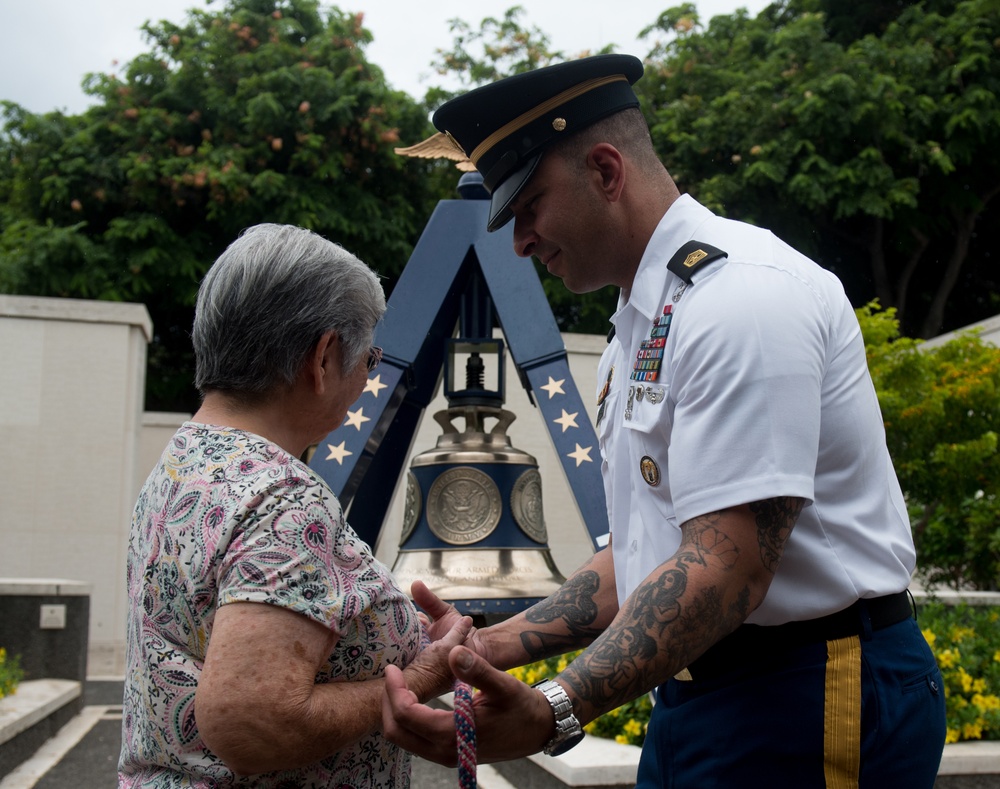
[0,296,151,677]
[920,313,1000,349]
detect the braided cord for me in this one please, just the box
[419,625,477,789]
[454,680,477,788]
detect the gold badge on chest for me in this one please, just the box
[640,455,661,487]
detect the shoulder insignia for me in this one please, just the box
[667,241,728,284]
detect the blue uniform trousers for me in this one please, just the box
[635,616,945,788]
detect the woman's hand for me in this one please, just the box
[400,609,474,701]
[410,581,494,665]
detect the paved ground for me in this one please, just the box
[1,681,506,789]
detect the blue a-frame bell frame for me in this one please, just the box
[309,188,609,553]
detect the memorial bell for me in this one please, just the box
[391,303,567,617]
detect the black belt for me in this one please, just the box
[682,591,913,682]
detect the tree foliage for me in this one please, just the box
[638,0,1000,339]
[425,2,1000,340]
[4,0,1000,407]
[0,0,442,410]
[860,303,1000,590]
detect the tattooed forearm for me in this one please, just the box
[519,570,604,660]
[559,525,740,713]
[525,570,601,627]
[560,566,684,710]
[559,501,799,720]
[750,496,803,574]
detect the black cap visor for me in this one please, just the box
[487,153,542,232]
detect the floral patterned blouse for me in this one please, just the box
[119,423,422,788]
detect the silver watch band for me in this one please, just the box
[532,679,585,755]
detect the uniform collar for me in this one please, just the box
[618,194,715,321]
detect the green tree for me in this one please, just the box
[638,0,1000,339]
[859,303,1000,590]
[0,0,441,411]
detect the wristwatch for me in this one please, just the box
[532,679,585,756]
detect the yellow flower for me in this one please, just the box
[922,629,937,648]
[993,650,1000,663]
[973,693,1000,712]
[937,648,960,669]
[950,626,976,643]
[623,719,644,738]
[615,734,630,745]
[962,721,984,740]
[946,728,960,744]
[958,668,975,694]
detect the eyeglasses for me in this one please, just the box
[366,346,383,372]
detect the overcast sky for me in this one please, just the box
[2,0,770,115]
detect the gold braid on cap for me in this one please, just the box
[468,74,627,164]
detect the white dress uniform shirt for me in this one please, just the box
[597,195,914,624]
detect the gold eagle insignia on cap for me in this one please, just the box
[394,131,477,172]
[683,249,708,268]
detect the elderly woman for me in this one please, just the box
[119,224,470,787]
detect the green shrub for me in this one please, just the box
[919,602,1000,743]
[0,647,24,699]
[858,302,1000,591]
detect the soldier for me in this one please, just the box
[383,54,946,787]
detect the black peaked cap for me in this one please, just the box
[432,54,644,231]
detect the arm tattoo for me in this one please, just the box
[750,496,802,574]
[519,570,603,661]
[559,498,801,716]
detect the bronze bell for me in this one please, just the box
[391,341,566,617]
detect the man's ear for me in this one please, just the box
[309,330,339,394]
[587,143,626,203]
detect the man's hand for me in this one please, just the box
[382,646,554,766]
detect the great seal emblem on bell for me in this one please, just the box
[511,468,547,543]
[426,466,502,545]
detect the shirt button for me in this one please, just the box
[630,540,638,553]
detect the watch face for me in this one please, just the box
[547,729,585,756]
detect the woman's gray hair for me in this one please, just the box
[193,224,386,399]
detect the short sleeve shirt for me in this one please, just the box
[597,196,915,623]
[119,423,421,788]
